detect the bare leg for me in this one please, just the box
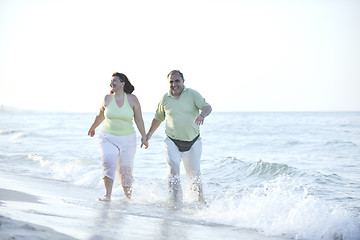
[122,186,132,199]
[101,176,114,201]
[197,185,206,204]
[191,179,206,204]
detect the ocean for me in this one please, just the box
[0,111,359,240]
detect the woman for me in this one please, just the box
[88,72,148,201]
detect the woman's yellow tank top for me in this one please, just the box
[102,93,135,136]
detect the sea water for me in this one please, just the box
[0,111,359,240]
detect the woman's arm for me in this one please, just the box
[88,97,107,137]
[129,94,148,148]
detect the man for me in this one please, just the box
[146,70,212,204]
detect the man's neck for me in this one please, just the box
[171,89,183,99]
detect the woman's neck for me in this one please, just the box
[114,90,125,98]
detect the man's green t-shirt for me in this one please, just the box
[154,87,209,141]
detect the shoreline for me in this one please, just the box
[0,215,77,240]
[0,172,292,240]
[0,171,99,240]
[0,188,77,240]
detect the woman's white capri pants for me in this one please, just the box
[99,130,136,187]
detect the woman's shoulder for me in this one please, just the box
[126,93,138,101]
[104,94,113,101]
[126,94,140,107]
[103,94,113,107]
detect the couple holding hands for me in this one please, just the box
[88,70,212,204]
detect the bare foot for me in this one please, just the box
[123,187,132,199]
[98,196,111,202]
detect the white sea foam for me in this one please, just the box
[196,175,360,240]
[9,132,28,141]
[27,154,101,187]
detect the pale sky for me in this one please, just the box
[1,0,359,112]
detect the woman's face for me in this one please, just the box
[110,76,124,92]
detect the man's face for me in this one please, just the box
[168,72,184,96]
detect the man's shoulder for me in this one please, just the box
[157,92,170,105]
[183,87,202,96]
[161,91,170,99]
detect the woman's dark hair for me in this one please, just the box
[112,72,134,94]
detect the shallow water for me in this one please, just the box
[1,111,359,239]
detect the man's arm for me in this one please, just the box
[146,118,162,140]
[200,105,212,117]
[195,104,212,126]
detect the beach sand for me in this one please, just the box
[0,215,77,240]
[0,171,289,240]
[0,188,76,240]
